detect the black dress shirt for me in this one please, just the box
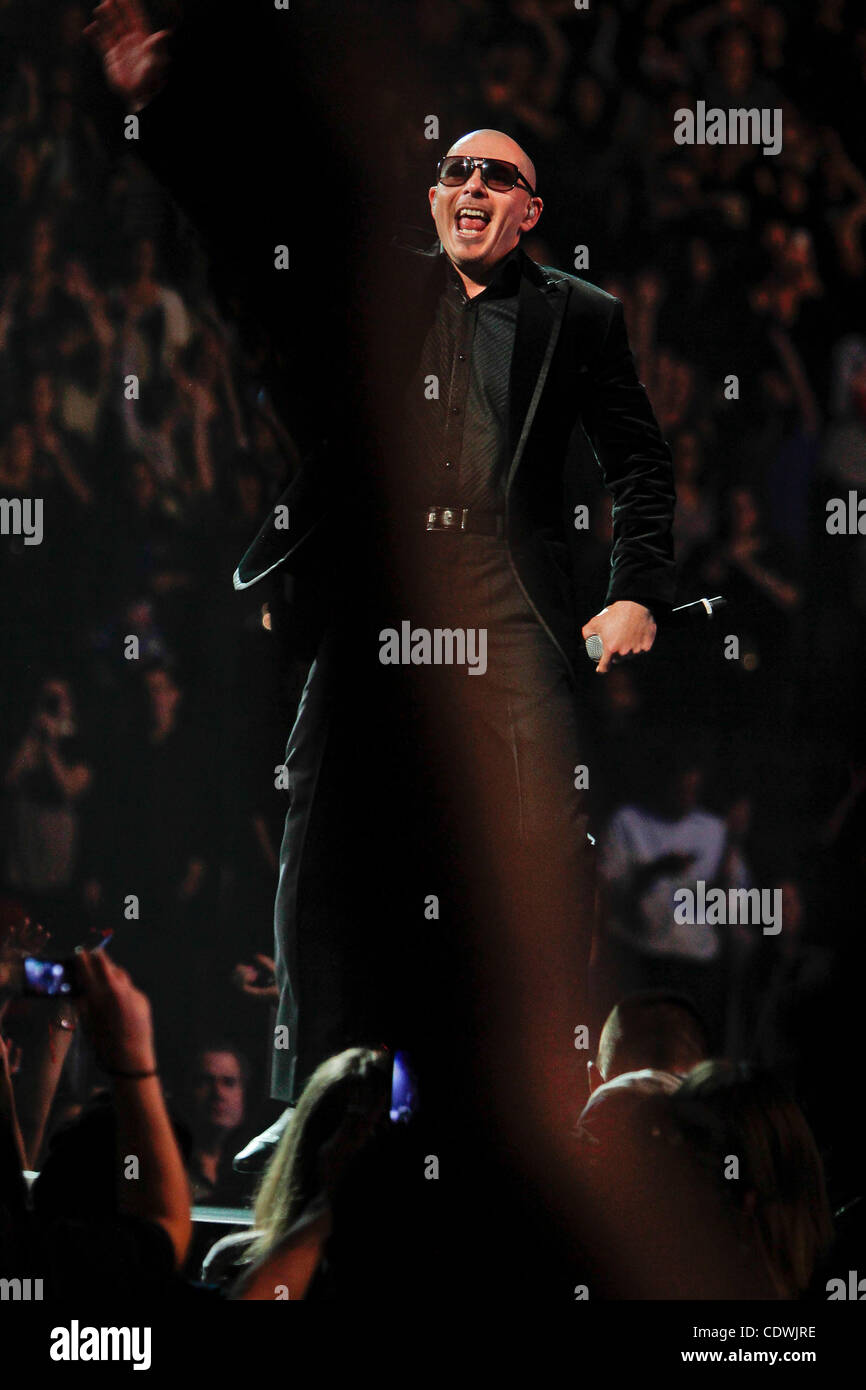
[403,247,521,512]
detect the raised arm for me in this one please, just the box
[84,0,173,112]
[75,950,192,1266]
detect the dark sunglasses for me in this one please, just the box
[437,154,536,198]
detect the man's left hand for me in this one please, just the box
[581,601,656,674]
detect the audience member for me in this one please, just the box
[588,989,711,1095]
[669,1061,834,1299]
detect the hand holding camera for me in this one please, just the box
[74,949,157,1076]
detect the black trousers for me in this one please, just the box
[270,534,595,1103]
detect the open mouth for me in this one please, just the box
[455,207,491,239]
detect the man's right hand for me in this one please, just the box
[84,0,173,111]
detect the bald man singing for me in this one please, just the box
[413,128,672,670]
[233,129,677,1161]
[88,0,676,1168]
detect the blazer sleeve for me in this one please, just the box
[581,299,677,615]
[233,438,331,590]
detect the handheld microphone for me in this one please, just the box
[584,596,726,663]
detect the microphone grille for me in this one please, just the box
[585,634,604,662]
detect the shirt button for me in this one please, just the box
[458,353,466,361]
[444,460,453,469]
[451,407,460,414]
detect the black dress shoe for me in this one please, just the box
[232,1107,296,1173]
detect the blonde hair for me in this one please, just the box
[247,1047,391,1265]
[672,1061,833,1298]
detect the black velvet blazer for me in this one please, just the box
[235,236,677,678]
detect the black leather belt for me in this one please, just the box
[425,506,504,537]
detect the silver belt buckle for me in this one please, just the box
[426,507,469,532]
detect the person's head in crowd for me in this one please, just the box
[0,420,36,491]
[688,236,716,287]
[673,428,704,486]
[236,469,264,521]
[653,746,708,820]
[723,789,753,843]
[727,483,762,540]
[143,662,182,735]
[48,89,76,141]
[34,1088,193,1221]
[774,878,808,956]
[715,26,756,99]
[188,1044,248,1155]
[132,237,158,283]
[248,1047,391,1265]
[569,73,606,132]
[600,276,627,310]
[675,762,704,813]
[780,170,809,220]
[184,1044,250,1206]
[760,219,790,271]
[480,43,537,113]
[589,991,711,1094]
[31,675,77,740]
[29,217,55,280]
[30,371,57,429]
[784,227,820,289]
[758,4,787,68]
[126,597,154,630]
[14,142,41,202]
[634,268,665,312]
[670,1061,834,1298]
[129,454,158,513]
[761,365,794,412]
[657,154,701,215]
[33,1091,118,1222]
[121,600,169,668]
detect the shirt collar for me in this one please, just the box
[440,244,522,305]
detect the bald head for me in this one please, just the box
[596,992,711,1085]
[446,129,537,196]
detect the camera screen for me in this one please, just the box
[23,957,72,996]
[389,1049,418,1124]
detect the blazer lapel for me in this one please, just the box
[505,260,570,493]
[389,239,446,394]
